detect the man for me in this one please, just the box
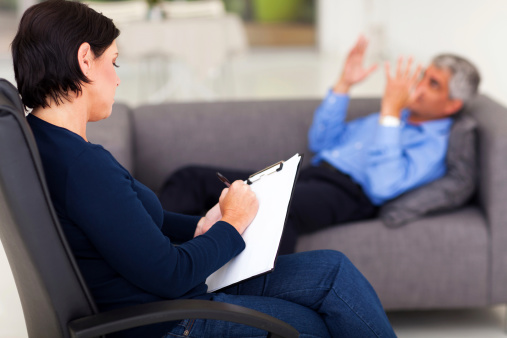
[159,36,481,254]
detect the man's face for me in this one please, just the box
[407,64,463,121]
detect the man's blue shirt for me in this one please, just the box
[309,91,453,205]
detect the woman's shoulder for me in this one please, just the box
[28,115,125,176]
[72,142,127,178]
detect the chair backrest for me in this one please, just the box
[0,79,98,337]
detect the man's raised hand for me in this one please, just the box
[333,35,378,94]
[381,56,422,118]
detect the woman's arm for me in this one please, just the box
[161,210,200,243]
[66,148,245,299]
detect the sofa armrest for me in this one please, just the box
[466,94,507,303]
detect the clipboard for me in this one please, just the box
[206,153,303,292]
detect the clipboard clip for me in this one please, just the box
[247,161,284,185]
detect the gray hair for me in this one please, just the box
[431,54,480,103]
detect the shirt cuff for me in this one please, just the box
[314,90,350,123]
[324,89,350,105]
[207,221,246,253]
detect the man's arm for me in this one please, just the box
[309,35,378,153]
[363,57,449,204]
[364,126,450,204]
[308,92,350,153]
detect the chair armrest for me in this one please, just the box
[68,299,299,338]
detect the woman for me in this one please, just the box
[11,1,396,337]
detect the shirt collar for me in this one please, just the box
[404,109,453,133]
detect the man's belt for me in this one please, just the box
[320,161,338,172]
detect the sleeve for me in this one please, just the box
[65,149,245,299]
[363,125,448,202]
[308,91,350,153]
[161,211,200,243]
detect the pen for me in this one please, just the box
[216,172,231,187]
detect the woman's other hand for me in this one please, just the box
[194,202,222,237]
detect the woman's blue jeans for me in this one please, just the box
[164,250,396,337]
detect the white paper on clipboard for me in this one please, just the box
[206,153,302,292]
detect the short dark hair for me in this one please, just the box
[11,0,120,110]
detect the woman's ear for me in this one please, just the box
[77,42,92,77]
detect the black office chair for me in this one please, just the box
[0,78,298,338]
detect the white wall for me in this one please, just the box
[16,0,36,18]
[318,0,507,106]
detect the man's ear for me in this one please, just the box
[444,99,464,116]
[77,42,92,77]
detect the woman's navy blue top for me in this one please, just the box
[27,114,245,337]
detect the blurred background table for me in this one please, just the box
[117,13,247,79]
[86,0,247,103]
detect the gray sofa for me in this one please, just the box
[87,94,507,311]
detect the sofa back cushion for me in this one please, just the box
[96,97,491,227]
[131,100,321,191]
[87,103,134,173]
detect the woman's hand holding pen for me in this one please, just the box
[219,180,259,235]
[195,176,258,237]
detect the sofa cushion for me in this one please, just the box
[379,113,478,228]
[296,206,488,310]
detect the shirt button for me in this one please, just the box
[183,329,190,336]
[329,97,336,104]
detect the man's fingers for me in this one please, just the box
[349,34,367,56]
[384,61,391,79]
[357,35,368,52]
[396,56,403,78]
[404,57,413,78]
[411,64,423,83]
[348,38,360,56]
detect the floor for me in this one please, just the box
[1,12,507,338]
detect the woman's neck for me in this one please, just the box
[31,96,89,141]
